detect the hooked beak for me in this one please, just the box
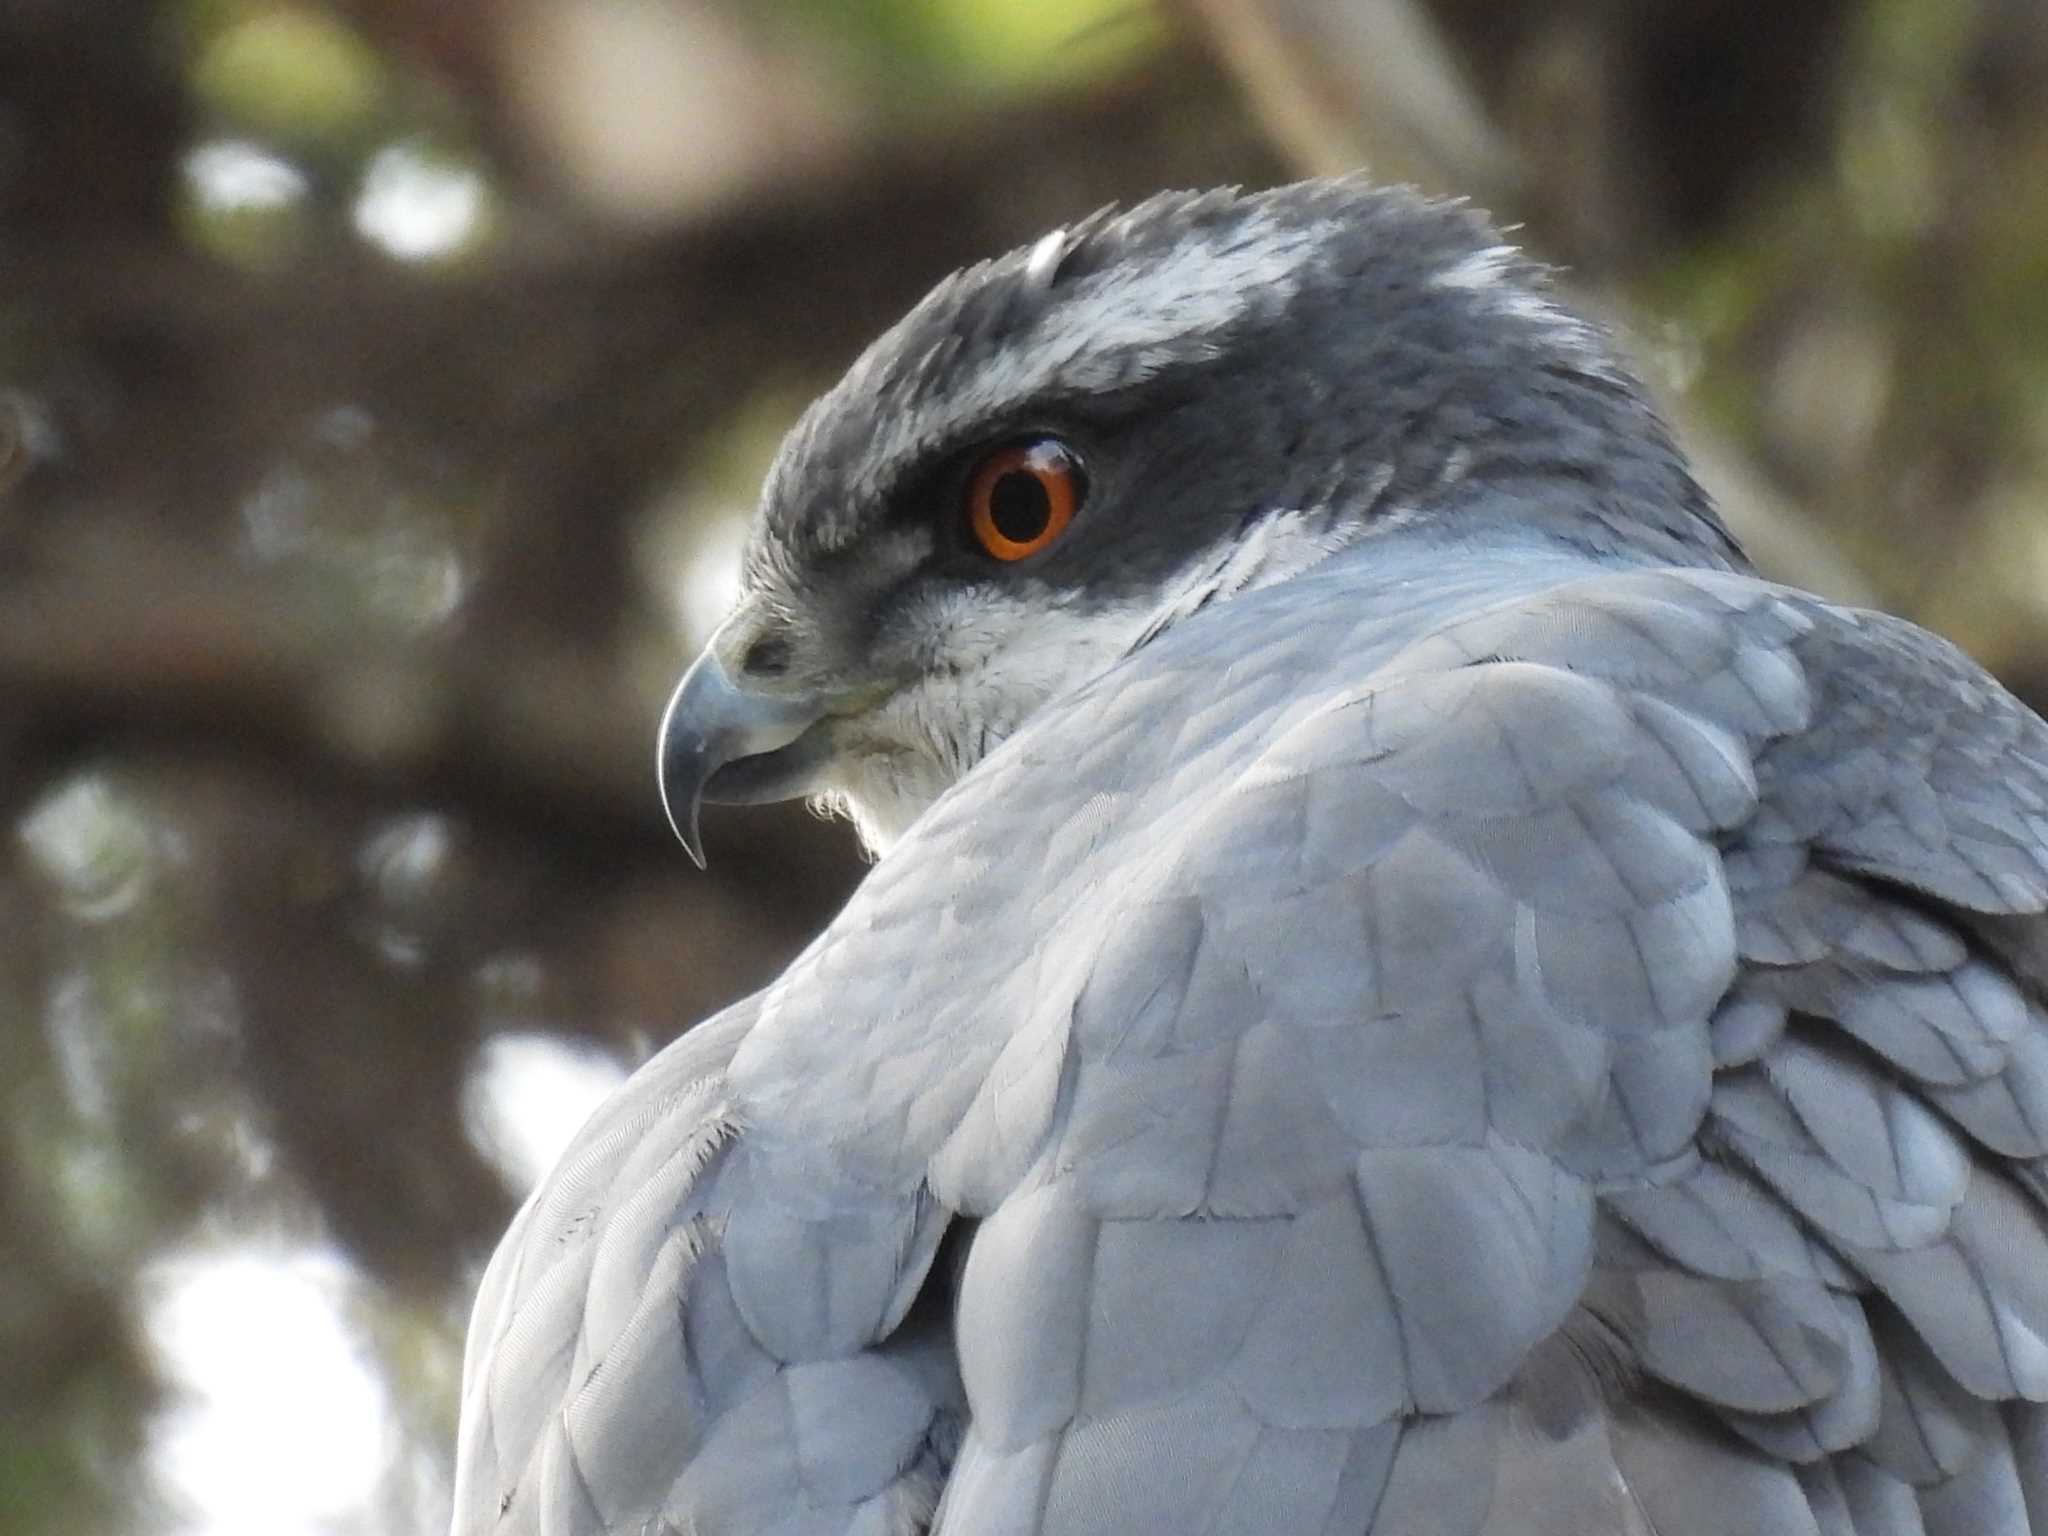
[657,647,828,868]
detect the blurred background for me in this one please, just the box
[4,0,2048,1531]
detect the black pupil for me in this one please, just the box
[988,470,1051,544]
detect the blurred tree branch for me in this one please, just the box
[2,39,1283,847]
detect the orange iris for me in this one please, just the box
[966,438,1083,561]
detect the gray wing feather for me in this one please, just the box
[1370,1404,1503,1535]
[961,569,2048,1532]
[1919,1417,2033,1536]
[927,569,1789,1530]
[453,1001,752,1533]
[452,997,961,1536]
[452,560,2048,1535]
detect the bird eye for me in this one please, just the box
[965,438,1084,562]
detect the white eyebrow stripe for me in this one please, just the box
[880,210,1331,473]
[1025,210,1325,384]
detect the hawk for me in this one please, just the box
[451,180,2048,1535]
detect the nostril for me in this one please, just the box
[740,635,792,678]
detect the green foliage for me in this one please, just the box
[190,5,389,153]
[777,0,1163,100]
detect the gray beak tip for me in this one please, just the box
[657,766,708,870]
[664,792,708,870]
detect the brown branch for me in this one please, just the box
[0,535,852,881]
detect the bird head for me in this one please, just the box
[660,178,1739,863]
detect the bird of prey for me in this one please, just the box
[450,179,2048,1535]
